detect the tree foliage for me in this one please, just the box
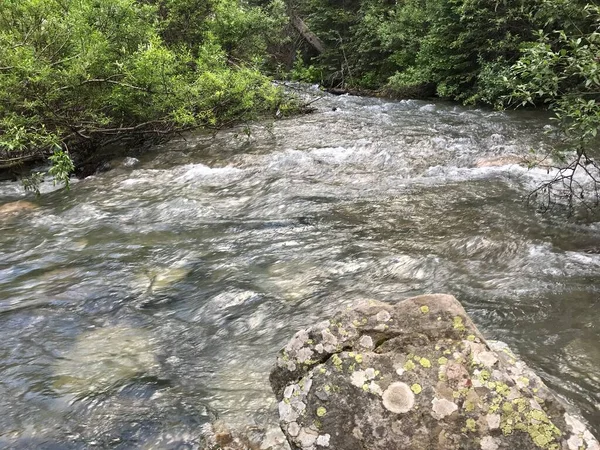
[288,0,600,211]
[505,2,600,212]
[0,0,290,189]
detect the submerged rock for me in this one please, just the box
[270,294,599,450]
[53,326,159,396]
[0,200,37,217]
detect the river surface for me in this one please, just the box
[0,89,599,448]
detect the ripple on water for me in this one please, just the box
[0,89,599,444]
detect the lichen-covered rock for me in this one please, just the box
[270,294,599,450]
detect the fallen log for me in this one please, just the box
[289,13,324,54]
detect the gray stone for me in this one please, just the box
[270,294,600,450]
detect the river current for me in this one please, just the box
[0,89,599,447]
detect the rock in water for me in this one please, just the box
[53,326,158,396]
[0,200,37,217]
[270,294,599,450]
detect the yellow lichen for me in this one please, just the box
[495,383,510,397]
[465,418,477,432]
[453,316,465,331]
[420,305,430,314]
[404,360,416,371]
[332,354,343,370]
[518,376,530,387]
[411,384,422,394]
[316,407,327,417]
[438,357,448,366]
[355,354,363,364]
[467,335,476,342]
[529,409,546,422]
[419,358,431,368]
[513,398,528,413]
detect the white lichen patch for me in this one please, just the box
[279,400,302,423]
[368,381,383,396]
[564,413,586,435]
[284,385,296,399]
[296,347,314,363]
[352,367,378,389]
[583,431,600,450]
[359,335,374,350]
[564,414,600,450]
[297,427,319,448]
[382,382,415,414]
[567,434,584,450]
[431,397,458,420]
[474,351,498,368]
[376,310,391,322]
[301,377,313,394]
[288,422,300,437]
[286,330,310,353]
[351,370,367,388]
[480,436,499,450]
[321,329,338,345]
[485,413,501,430]
[316,434,331,447]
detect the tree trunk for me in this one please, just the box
[289,13,324,54]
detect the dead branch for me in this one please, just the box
[527,150,600,214]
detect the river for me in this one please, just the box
[0,89,599,447]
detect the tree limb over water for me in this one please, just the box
[506,4,600,215]
[0,0,298,190]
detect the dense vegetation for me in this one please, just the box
[1,0,599,209]
[0,0,291,187]
[288,0,600,211]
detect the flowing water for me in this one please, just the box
[1,89,599,448]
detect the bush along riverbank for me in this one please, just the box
[285,0,600,213]
[0,0,300,191]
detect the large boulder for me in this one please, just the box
[270,294,599,450]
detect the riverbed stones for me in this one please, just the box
[270,294,600,450]
[0,200,37,217]
[53,326,159,395]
